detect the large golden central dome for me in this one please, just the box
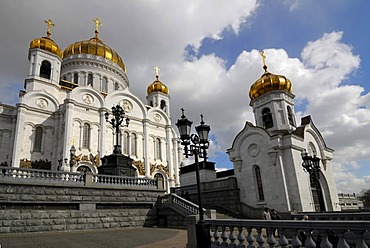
[63,36,126,72]
[63,19,126,72]
[249,51,292,100]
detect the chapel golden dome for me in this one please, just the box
[147,66,169,95]
[63,18,126,72]
[29,19,63,59]
[249,51,292,100]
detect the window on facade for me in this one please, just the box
[73,73,78,84]
[123,131,129,155]
[130,133,137,156]
[287,106,295,126]
[262,108,273,129]
[160,100,166,111]
[87,73,93,86]
[255,166,265,202]
[82,123,90,149]
[40,60,51,79]
[114,82,119,90]
[155,138,162,160]
[33,126,43,152]
[62,75,67,81]
[102,77,108,92]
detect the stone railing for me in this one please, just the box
[203,219,370,248]
[292,212,370,221]
[159,193,205,215]
[0,166,157,189]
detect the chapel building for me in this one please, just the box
[0,19,181,190]
[227,53,341,212]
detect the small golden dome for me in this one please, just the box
[29,19,63,58]
[147,75,169,95]
[249,51,292,100]
[63,37,126,72]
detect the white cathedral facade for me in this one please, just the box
[0,20,181,190]
[227,54,341,212]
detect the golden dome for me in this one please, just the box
[63,36,126,72]
[29,19,63,58]
[63,19,125,72]
[147,75,169,95]
[249,51,292,100]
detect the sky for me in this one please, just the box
[0,0,369,194]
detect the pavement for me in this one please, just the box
[0,227,187,248]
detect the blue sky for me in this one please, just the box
[0,0,369,193]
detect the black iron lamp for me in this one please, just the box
[105,104,130,154]
[176,108,211,248]
[301,149,326,212]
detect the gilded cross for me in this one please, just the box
[92,18,102,34]
[260,51,267,67]
[154,66,160,78]
[44,19,55,38]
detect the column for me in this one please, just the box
[79,124,83,150]
[143,120,150,177]
[165,125,173,184]
[99,108,107,156]
[276,148,291,211]
[62,97,74,159]
[172,138,180,186]
[11,104,27,167]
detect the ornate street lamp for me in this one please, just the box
[105,104,130,154]
[301,150,326,212]
[176,108,211,248]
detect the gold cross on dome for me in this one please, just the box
[154,66,160,78]
[44,19,55,38]
[92,18,102,34]
[260,50,268,72]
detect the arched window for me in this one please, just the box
[130,133,137,156]
[114,82,120,90]
[87,73,93,86]
[33,126,43,152]
[123,131,129,155]
[155,138,162,160]
[154,173,165,190]
[102,77,108,92]
[62,75,67,81]
[73,73,79,84]
[82,123,90,149]
[287,106,296,126]
[254,166,265,202]
[262,108,273,129]
[40,60,51,79]
[160,100,166,111]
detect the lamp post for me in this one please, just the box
[105,104,130,154]
[301,150,326,212]
[176,108,211,248]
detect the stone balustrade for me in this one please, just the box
[205,219,370,248]
[159,193,203,215]
[0,166,157,189]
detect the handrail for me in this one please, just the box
[159,193,206,215]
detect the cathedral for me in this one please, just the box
[227,52,341,212]
[0,19,181,190]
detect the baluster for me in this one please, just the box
[336,230,350,248]
[237,226,246,248]
[256,227,265,248]
[304,229,316,248]
[213,225,221,246]
[319,230,333,248]
[221,226,228,247]
[266,228,276,248]
[291,230,302,248]
[353,231,368,248]
[229,226,237,248]
[246,227,255,248]
[278,229,289,248]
